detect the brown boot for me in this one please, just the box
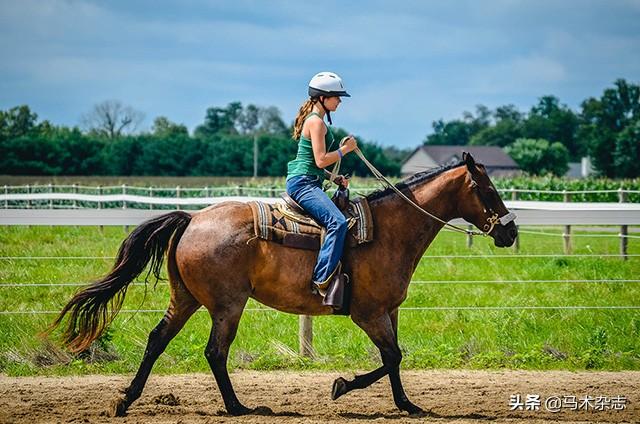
[322,272,349,311]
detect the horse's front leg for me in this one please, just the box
[386,308,423,414]
[333,311,424,415]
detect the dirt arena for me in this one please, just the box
[1,370,638,423]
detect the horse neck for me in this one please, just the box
[370,166,465,272]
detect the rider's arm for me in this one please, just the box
[308,118,344,169]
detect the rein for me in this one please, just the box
[352,148,515,237]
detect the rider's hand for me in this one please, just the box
[341,135,358,153]
[334,174,350,188]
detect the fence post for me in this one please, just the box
[237,185,244,197]
[48,183,53,209]
[205,185,211,200]
[98,185,103,233]
[466,225,473,248]
[72,183,78,208]
[149,186,154,210]
[619,188,628,260]
[299,315,314,357]
[563,190,571,254]
[3,185,7,209]
[510,188,519,252]
[122,184,128,233]
[26,184,31,209]
[176,185,181,211]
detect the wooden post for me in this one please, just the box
[466,225,473,248]
[299,315,314,357]
[619,188,628,260]
[511,189,519,252]
[48,183,53,209]
[3,185,7,209]
[237,185,244,197]
[205,185,211,200]
[176,185,181,211]
[98,185,103,233]
[122,184,128,233]
[72,183,77,208]
[26,184,31,209]
[149,186,153,210]
[563,190,571,254]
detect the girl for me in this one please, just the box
[285,71,358,308]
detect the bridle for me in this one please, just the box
[469,178,517,234]
[351,148,516,237]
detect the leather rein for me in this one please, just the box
[345,147,516,237]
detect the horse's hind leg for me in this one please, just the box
[112,285,200,416]
[203,297,258,416]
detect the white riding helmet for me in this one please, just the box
[308,72,351,98]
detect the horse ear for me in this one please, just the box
[463,151,476,170]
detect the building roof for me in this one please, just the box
[413,145,519,168]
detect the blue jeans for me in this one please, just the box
[286,175,348,285]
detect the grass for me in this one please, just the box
[0,224,639,376]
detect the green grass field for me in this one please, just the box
[0,225,639,376]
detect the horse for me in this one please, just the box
[49,152,517,417]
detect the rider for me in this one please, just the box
[285,71,358,306]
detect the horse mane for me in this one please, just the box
[366,159,466,202]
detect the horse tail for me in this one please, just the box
[48,211,192,352]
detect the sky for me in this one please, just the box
[1,0,639,148]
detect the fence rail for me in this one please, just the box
[1,198,639,225]
[2,194,639,357]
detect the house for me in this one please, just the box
[401,145,521,177]
[565,157,594,178]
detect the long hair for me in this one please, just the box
[292,98,317,140]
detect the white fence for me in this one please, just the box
[1,193,639,357]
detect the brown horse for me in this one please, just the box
[50,152,517,416]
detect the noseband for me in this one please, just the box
[469,178,517,234]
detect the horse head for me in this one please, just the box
[457,152,518,247]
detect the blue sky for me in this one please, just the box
[1,0,639,148]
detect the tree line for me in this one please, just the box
[0,78,638,178]
[424,78,639,177]
[0,101,402,177]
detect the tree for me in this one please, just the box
[81,100,145,139]
[470,104,523,147]
[258,106,288,135]
[505,138,569,176]
[579,79,640,177]
[613,120,640,178]
[424,105,490,145]
[151,116,189,137]
[195,102,243,137]
[523,96,582,159]
[0,105,39,140]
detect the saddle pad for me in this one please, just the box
[249,197,373,250]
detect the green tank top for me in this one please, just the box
[286,113,336,180]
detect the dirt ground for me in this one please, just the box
[0,370,638,423]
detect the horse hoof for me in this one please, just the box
[252,405,274,415]
[402,402,425,416]
[228,404,253,416]
[111,396,129,417]
[331,377,348,400]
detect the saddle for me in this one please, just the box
[248,191,373,251]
